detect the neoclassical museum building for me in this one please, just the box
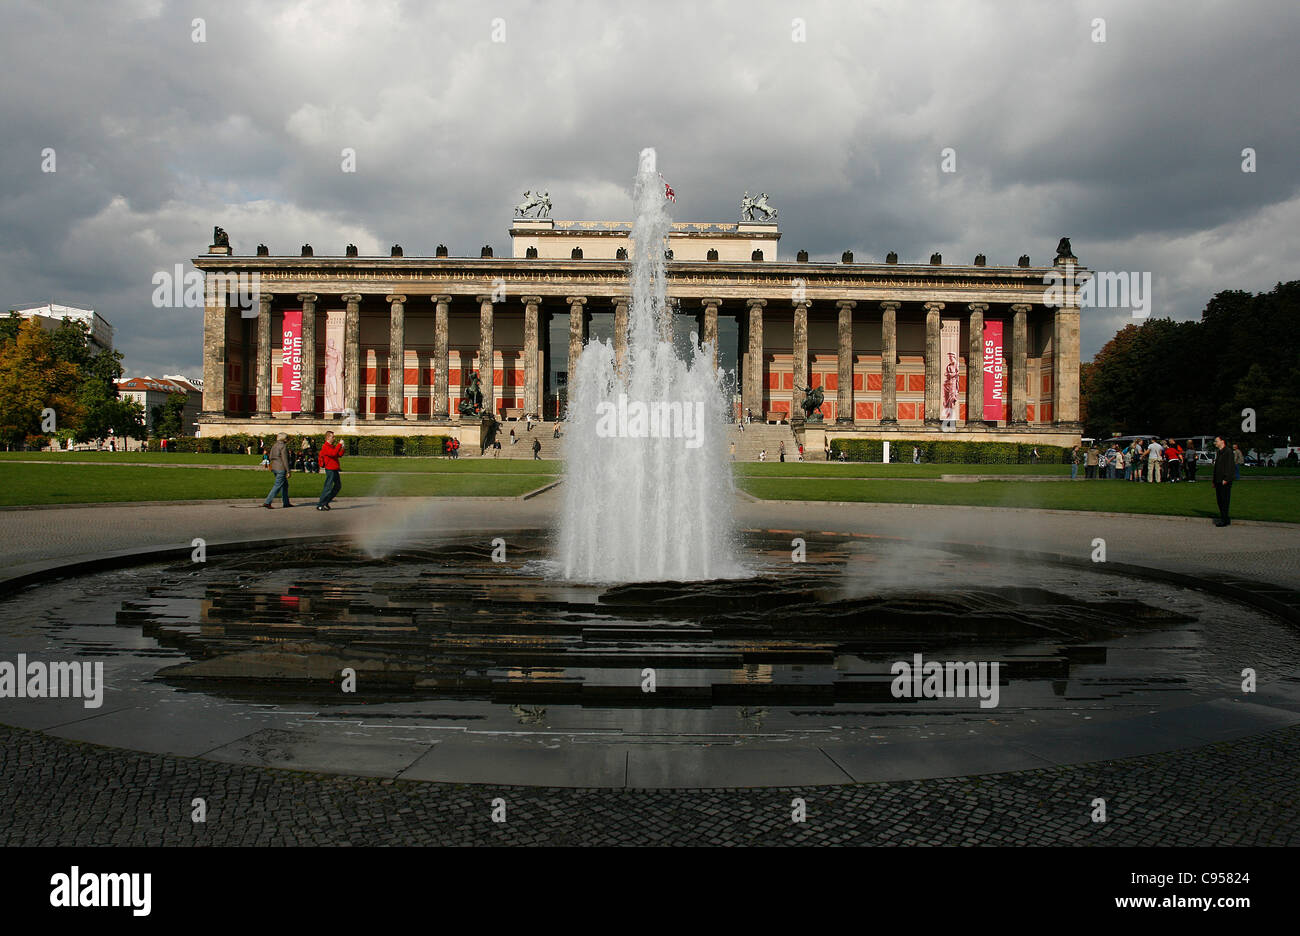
[195,210,1086,450]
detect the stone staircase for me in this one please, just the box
[464,420,566,459]
[463,419,806,462]
[725,422,801,462]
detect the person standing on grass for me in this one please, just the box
[730,440,736,461]
[262,432,292,509]
[1070,444,1080,480]
[1147,438,1163,483]
[316,431,344,511]
[1114,445,1125,480]
[1213,435,1234,526]
[532,437,541,460]
[1233,443,1243,480]
[1085,444,1099,479]
[1184,441,1198,482]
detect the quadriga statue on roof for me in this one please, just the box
[740,191,778,222]
[514,190,552,219]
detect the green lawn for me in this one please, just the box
[738,476,1300,522]
[0,452,559,475]
[0,464,550,506]
[2,456,1295,520]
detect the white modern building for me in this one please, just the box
[11,303,114,351]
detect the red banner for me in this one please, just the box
[281,309,303,413]
[982,320,1005,421]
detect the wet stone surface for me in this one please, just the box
[1,532,1295,751]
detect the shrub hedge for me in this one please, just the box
[149,434,454,456]
[827,439,1069,464]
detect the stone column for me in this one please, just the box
[201,279,228,416]
[476,294,495,417]
[255,292,275,417]
[1054,265,1081,427]
[567,296,588,385]
[880,302,900,424]
[386,294,407,420]
[522,295,542,417]
[792,299,810,413]
[923,301,945,425]
[342,293,362,419]
[1010,303,1031,424]
[745,298,766,418]
[967,302,987,424]
[433,295,451,418]
[700,298,721,373]
[297,294,317,417]
[836,300,857,424]
[614,297,630,369]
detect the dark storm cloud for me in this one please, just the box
[0,0,1296,376]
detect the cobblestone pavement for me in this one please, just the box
[2,723,1295,846]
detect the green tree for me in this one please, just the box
[0,319,83,447]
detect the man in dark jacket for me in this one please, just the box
[1212,435,1234,526]
[262,432,292,508]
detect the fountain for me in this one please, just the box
[558,149,739,582]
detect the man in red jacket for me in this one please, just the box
[316,431,344,511]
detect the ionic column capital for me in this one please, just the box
[520,295,543,306]
[475,294,495,306]
[967,302,989,313]
[879,301,901,312]
[792,298,812,309]
[923,301,946,312]
[566,296,588,306]
[835,300,857,311]
[746,298,767,309]
[258,292,275,308]
[1010,303,1033,314]
[432,294,452,305]
[296,293,318,304]
[701,297,723,309]
[385,294,407,304]
[341,293,362,304]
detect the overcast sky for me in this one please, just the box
[2,0,1297,377]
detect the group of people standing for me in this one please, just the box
[1073,438,1217,483]
[1069,435,1241,526]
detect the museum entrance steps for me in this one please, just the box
[462,420,803,461]
[725,422,801,463]
[464,419,566,459]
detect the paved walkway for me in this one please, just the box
[3,490,1296,587]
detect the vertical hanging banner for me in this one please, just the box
[280,309,303,412]
[983,320,1006,421]
[940,319,960,421]
[324,310,346,413]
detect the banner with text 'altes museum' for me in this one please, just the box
[940,319,960,421]
[281,309,303,412]
[983,320,1006,421]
